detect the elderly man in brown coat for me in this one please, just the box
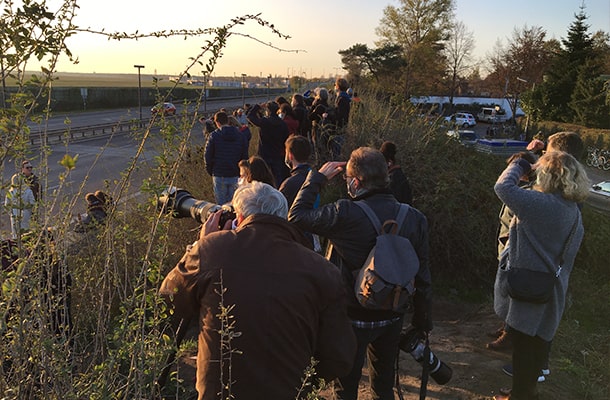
[160,182,356,400]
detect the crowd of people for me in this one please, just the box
[201,77,354,207]
[167,96,591,400]
[162,145,431,400]
[1,78,591,399]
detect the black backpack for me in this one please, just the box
[353,202,420,313]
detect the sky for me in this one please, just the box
[41,0,610,79]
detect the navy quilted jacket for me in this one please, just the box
[204,126,249,177]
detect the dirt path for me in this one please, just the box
[177,298,576,399]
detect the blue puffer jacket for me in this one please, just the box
[204,125,249,177]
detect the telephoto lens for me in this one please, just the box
[157,187,235,228]
[399,327,453,385]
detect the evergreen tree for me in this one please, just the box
[537,6,594,122]
[570,58,610,128]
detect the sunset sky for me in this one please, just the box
[43,0,610,78]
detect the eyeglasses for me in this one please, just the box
[24,166,33,170]
[342,173,356,181]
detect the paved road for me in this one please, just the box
[26,95,271,133]
[2,94,278,237]
[1,125,210,237]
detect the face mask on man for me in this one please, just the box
[346,177,365,198]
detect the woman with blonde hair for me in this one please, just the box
[492,151,589,400]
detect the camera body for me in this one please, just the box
[157,187,236,228]
[399,327,452,385]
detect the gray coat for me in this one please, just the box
[493,160,583,341]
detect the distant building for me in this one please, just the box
[411,96,525,119]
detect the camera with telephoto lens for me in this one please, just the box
[399,327,453,385]
[157,187,236,229]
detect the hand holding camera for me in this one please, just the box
[201,209,234,239]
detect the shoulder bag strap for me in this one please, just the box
[557,212,581,274]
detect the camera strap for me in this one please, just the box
[419,331,431,400]
[395,348,404,400]
[395,331,431,400]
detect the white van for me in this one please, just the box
[476,107,508,123]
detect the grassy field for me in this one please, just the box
[6,71,203,88]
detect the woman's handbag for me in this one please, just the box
[505,214,580,304]
[506,268,557,303]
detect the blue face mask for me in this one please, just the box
[347,177,364,198]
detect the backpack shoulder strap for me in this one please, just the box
[395,204,409,230]
[355,201,410,235]
[354,201,382,234]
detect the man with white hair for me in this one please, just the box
[160,181,356,400]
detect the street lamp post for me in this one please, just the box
[134,65,145,125]
[267,75,271,101]
[241,74,246,107]
[203,73,208,112]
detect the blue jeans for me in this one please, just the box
[335,318,403,400]
[212,176,238,205]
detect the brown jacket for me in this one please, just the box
[160,214,356,400]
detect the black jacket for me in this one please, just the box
[278,164,311,207]
[334,91,351,129]
[247,104,290,161]
[388,165,413,205]
[288,170,433,330]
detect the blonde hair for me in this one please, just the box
[535,151,590,202]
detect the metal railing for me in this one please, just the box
[28,118,153,147]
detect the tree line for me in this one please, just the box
[338,0,610,129]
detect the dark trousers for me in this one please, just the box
[335,319,402,400]
[509,327,550,400]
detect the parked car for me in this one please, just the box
[151,102,177,115]
[590,181,610,198]
[444,112,477,128]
